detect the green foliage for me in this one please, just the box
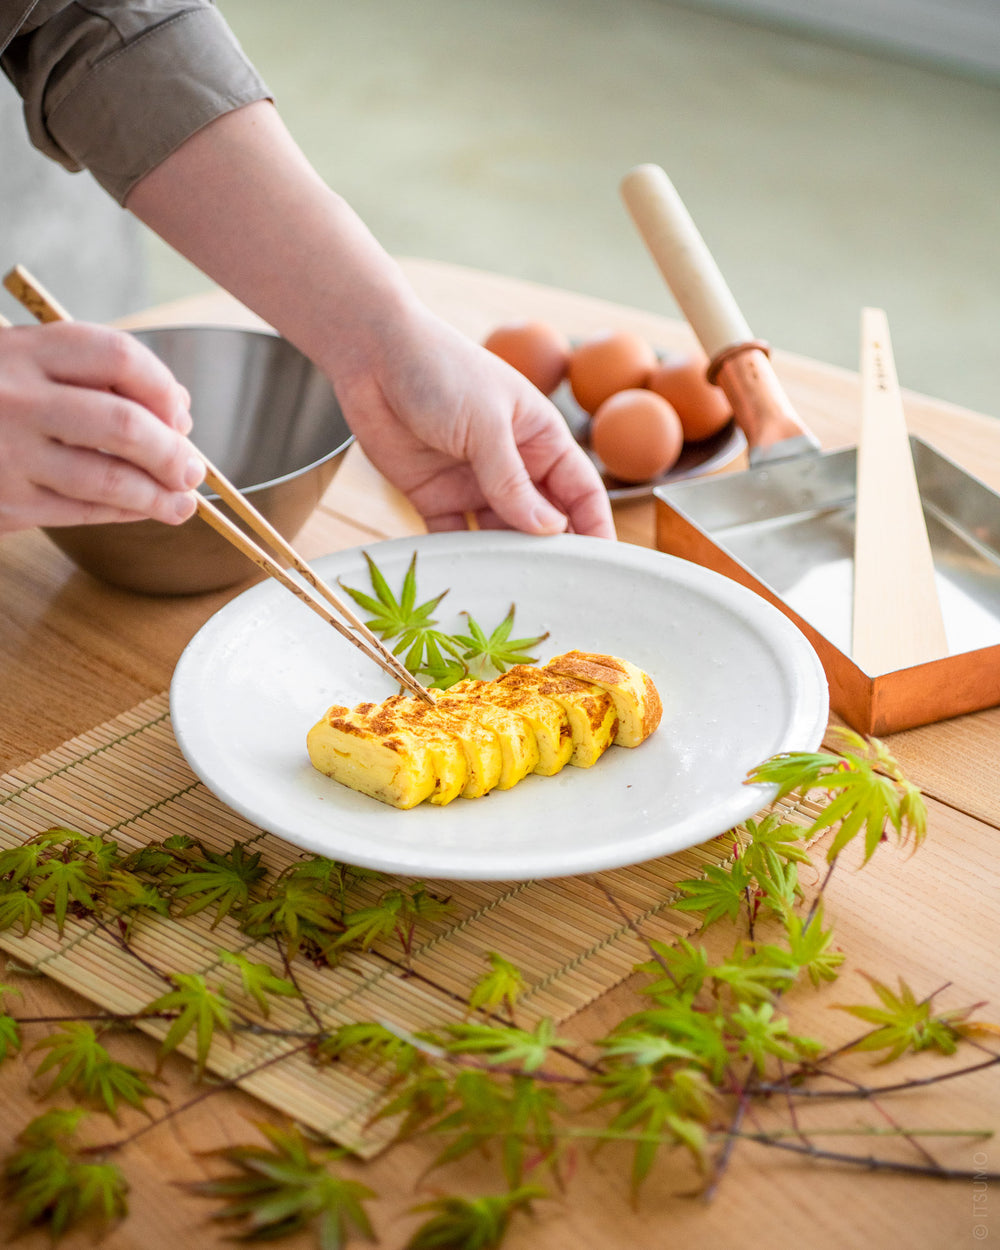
[314,1021,421,1076]
[31,1023,159,1120]
[673,858,751,925]
[187,1122,375,1250]
[0,983,22,1063]
[339,552,546,688]
[241,875,344,962]
[2,1109,128,1238]
[219,951,299,1017]
[406,1186,545,1250]
[337,884,452,959]
[341,550,452,675]
[439,1018,566,1074]
[747,728,927,863]
[165,842,267,927]
[141,973,232,1076]
[444,606,549,681]
[726,1002,822,1074]
[836,974,979,1063]
[467,953,527,1019]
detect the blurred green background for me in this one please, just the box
[139,0,1000,419]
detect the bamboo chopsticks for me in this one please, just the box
[2,264,433,702]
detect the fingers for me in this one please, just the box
[44,384,204,494]
[34,442,200,526]
[36,322,192,433]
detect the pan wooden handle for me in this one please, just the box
[620,163,752,359]
[620,164,815,454]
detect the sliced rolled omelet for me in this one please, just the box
[374,695,468,805]
[544,651,662,748]
[435,682,538,790]
[307,652,661,810]
[306,702,439,810]
[388,695,503,799]
[494,665,619,768]
[451,675,573,776]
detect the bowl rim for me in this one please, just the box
[127,323,355,496]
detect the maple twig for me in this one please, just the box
[757,1051,1000,1099]
[735,1133,1000,1181]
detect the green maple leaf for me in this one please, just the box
[418,632,471,690]
[0,886,43,934]
[597,1031,701,1068]
[782,904,845,986]
[727,1002,822,1075]
[636,936,709,1000]
[102,870,171,935]
[241,878,343,960]
[707,943,798,1003]
[32,1023,159,1120]
[336,884,451,957]
[467,952,527,1019]
[747,729,927,863]
[141,973,232,1076]
[0,841,42,885]
[406,1186,545,1250]
[673,858,751,925]
[31,857,98,934]
[430,1070,563,1187]
[3,1109,128,1238]
[0,983,23,1063]
[836,974,971,1063]
[340,550,451,673]
[187,1121,375,1250]
[448,605,549,679]
[615,1002,732,1084]
[166,842,267,927]
[738,814,814,878]
[441,1018,566,1074]
[593,1065,713,1195]
[219,951,299,1017]
[315,1021,420,1075]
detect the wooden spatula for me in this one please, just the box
[852,307,948,673]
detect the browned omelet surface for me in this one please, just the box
[307,653,660,809]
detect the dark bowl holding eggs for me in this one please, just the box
[483,322,747,500]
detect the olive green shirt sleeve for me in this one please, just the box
[0,0,271,203]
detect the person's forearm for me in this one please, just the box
[124,101,417,383]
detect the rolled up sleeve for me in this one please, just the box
[1,1,271,203]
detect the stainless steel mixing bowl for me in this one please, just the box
[43,325,354,595]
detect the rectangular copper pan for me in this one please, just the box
[654,437,1000,735]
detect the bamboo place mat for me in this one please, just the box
[0,694,824,1157]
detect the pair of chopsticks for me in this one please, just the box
[2,264,433,703]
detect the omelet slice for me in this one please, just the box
[377,695,468,806]
[389,695,503,799]
[306,702,438,810]
[494,665,618,768]
[456,674,573,776]
[545,651,662,747]
[436,681,539,789]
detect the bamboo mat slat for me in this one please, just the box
[0,693,824,1157]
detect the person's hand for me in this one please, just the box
[0,322,204,533]
[333,305,616,538]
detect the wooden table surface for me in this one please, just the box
[1,259,997,1250]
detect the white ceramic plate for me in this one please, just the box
[170,532,828,880]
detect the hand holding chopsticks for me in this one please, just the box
[2,264,433,702]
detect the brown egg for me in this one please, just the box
[482,321,571,394]
[646,352,731,442]
[590,389,684,483]
[568,331,657,414]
